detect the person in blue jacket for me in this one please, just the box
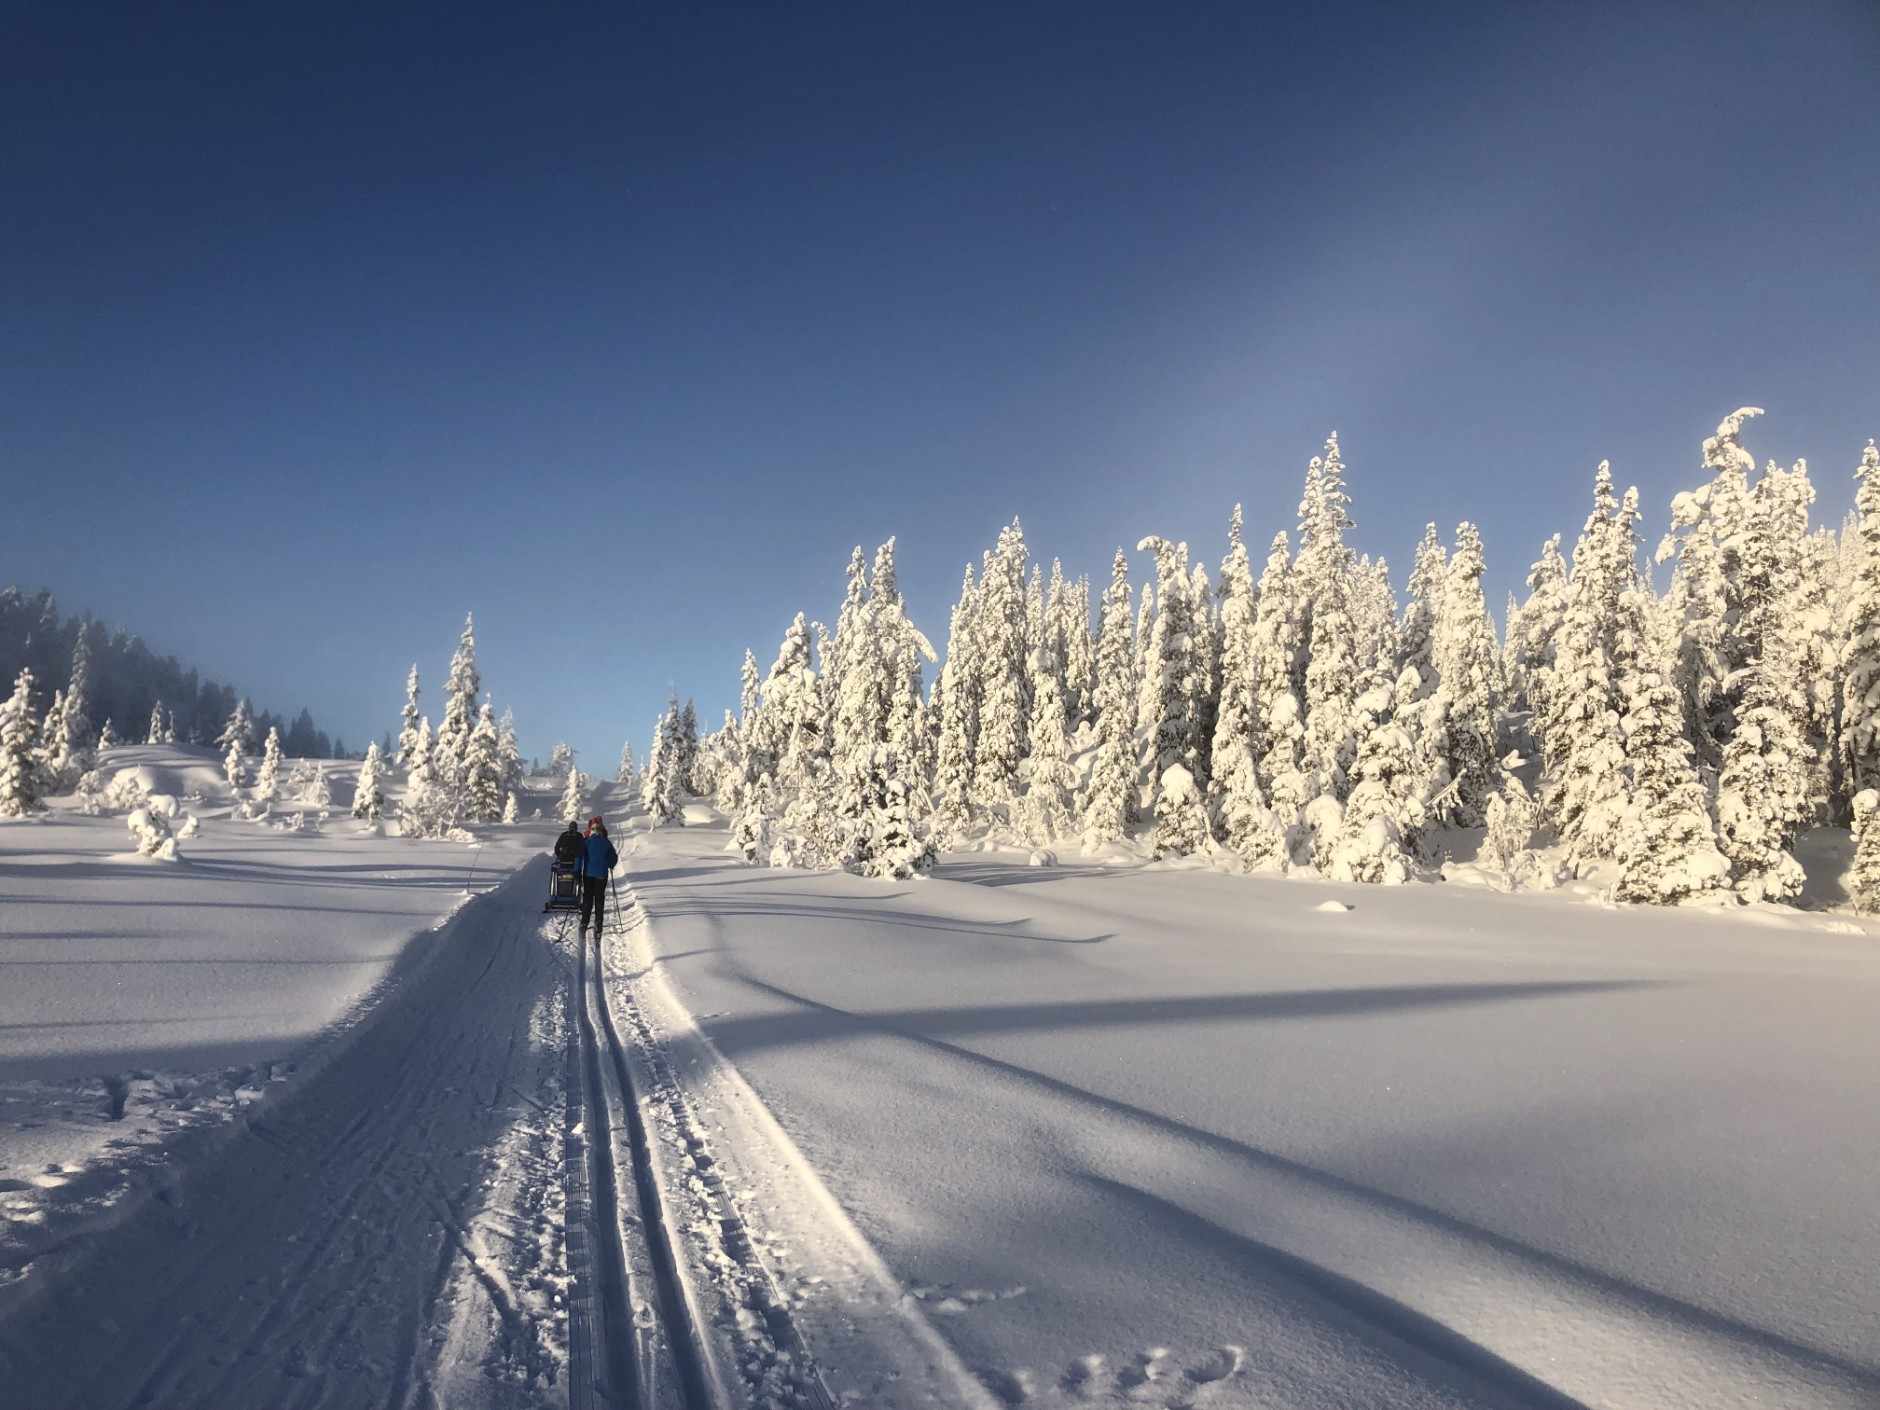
[577,815,619,939]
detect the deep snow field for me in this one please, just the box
[614,819,1880,1409]
[3,745,1879,1409]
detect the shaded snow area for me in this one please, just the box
[615,815,1880,1410]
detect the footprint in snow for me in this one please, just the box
[1002,1345,1244,1407]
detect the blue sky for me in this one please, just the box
[3,1,1876,768]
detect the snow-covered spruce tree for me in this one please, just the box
[146,702,167,744]
[676,699,701,795]
[432,614,481,823]
[1614,583,1731,904]
[0,669,43,818]
[860,538,938,874]
[1133,581,1156,744]
[547,742,575,780]
[352,742,386,820]
[1479,777,1540,886]
[642,702,683,823]
[1060,571,1097,735]
[1326,682,1424,884]
[98,718,119,749]
[1207,506,1283,866]
[1250,530,1306,817]
[1541,464,1635,869]
[1798,520,1841,819]
[1296,435,1362,814]
[1349,554,1401,695]
[127,800,178,859]
[496,709,523,801]
[463,703,507,824]
[932,565,981,830]
[158,708,176,744]
[1136,536,1202,847]
[1399,526,1445,706]
[971,521,1032,821]
[396,666,422,766]
[304,765,334,809]
[1656,409,1760,769]
[1431,522,1502,827]
[1152,762,1212,858]
[219,698,254,788]
[1840,443,1880,804]
[1505,535,1568,757]
[616,741,637,788]
[401,717,446,836]
[1715,465,1812,901]
[502,791,518,824]
[732,613,817,860]
[559,768,592,823]
[253,726,284,813]
[1189,560,1220,787]
[1083,550,1141,846]
[1016,637,1074,845]
[1850,788,1880,914]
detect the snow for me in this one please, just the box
[0,744,543,1311]
[615,813,1880,1408]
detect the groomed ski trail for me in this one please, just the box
[0,859,572,1410]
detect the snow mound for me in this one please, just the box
[1314,899,1352,912]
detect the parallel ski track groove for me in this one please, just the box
[570,909,651,1408]
[580,893,722,1410]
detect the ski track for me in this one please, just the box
[0,860,571,1410]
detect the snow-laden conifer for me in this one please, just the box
[1296,436,1361,809]
[1850,788,1880,914]
[1715,465,1812,901]
[502,791,518,824]
[933,565,981,829]
[1613,584,1731,904]
[253,726,284,813]
[1399,526,1445,705]
[435,615,481,785]
[397,666,422,766]
[353,742,386,819]
[127,801,178,859]
[1135,538,1204,838]
[0,669,43,818]
[219,699,254,787]
[1840,443,1880,800]
[1016,638,1074,845]
[1207,508,1270,850]
[1505,535,1568,754]
[1250,531,1305,804]
[559,769,592,824]
[1656,409,1761,766]
[1326,683,1423,884]
[1082,550,1141,846]
[98,718,119,749]
[617,741,637,788]
[971,521,1032,818]
[401,717,446,837]
[1479,778,1540,887]
[1151,762,1212,858]
[1060,572,1097,734]
[463,703,507,823]
[1431,522,1501,827]
[1542,464,1634,867]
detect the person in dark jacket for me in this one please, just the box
[577,816,619,938]
[553,821,585,867]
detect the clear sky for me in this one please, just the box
[3,1,1876,768]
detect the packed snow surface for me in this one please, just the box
[619,816,1880,1409]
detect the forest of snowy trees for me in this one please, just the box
[0,587,342,757]
[685,411,1880,909]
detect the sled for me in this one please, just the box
[544,860,583,913]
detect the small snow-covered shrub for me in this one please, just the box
[1152,764,1212,858]
[1851,790,1880,915]
[102,768,148,812]
[127,805,178,859]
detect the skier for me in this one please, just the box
[577,815,619,939]
[553,819,585,867]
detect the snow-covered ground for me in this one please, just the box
[0,744,544,1313]
[615,814,1880,1409]
[8,756,1880,1408]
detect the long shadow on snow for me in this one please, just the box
[642,897,1112,945]
[1084,1174,1594,1410]
[730,978,1880,1393]
[705,978,1652,1050]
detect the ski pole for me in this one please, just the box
[608,874,622,937]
